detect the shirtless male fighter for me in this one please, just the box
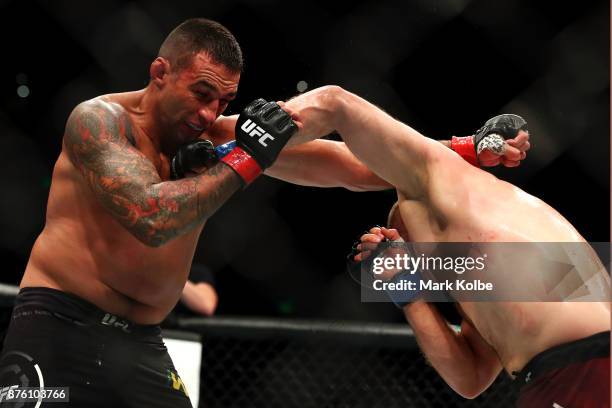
[281,85,611,407]
[0,17,307,406]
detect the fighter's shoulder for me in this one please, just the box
[65,96,136,146]
[71,95,128,119]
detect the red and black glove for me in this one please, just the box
[221,99,298,185]
[451,114,528,166]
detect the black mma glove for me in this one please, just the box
[473,114,528,155]
[170,139,218,180]
[221,99,298,185]
[451,114,528,166]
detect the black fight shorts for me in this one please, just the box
[0,287,192,408]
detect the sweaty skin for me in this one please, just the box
[282,85,611,398]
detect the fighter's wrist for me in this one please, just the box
[438,140,452,149]
[214,140,236,158]
[382,268,422,308]
[220,147,262,186]
[451,136,479,167]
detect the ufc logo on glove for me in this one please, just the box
[220,99,297,185]
[240,119,275,147]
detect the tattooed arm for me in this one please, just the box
[64,99,242,247]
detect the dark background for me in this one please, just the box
[0,0,609,322]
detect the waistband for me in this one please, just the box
[513,331,610,386]
[14,287,161,337]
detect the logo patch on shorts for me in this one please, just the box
[100,313,131,333]
[166,370,189,397]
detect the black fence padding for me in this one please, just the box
[179,317,517,408]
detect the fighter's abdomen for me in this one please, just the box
[22,153,202,324]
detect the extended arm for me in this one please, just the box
[64,100,242,247]
[267,139,391,191]
[283,86,529,198]
[205,114,457,192]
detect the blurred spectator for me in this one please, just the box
[179,263,218,316]
[164,263,218,326]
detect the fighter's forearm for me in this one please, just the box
[265,132,454,191]
[133,163,241,247]
[266,139,392,191]
[78,154,241,247]
[403,302,492,399]
[438,140,452,149]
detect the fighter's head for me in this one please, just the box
[149,18,242,149]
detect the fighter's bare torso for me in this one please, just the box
[21,91,205,324]
[390,159,610,374]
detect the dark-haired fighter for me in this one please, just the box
[0,19,300,407]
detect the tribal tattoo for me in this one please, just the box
[64,100,241,246]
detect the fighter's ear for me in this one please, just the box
[150,57,170,88]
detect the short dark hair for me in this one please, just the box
[159,18,243,73]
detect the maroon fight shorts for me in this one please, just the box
[515,331,610,408]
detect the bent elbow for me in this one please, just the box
[133,232,167,248]
[129,220,170,248]
[143,237,167,248]
[451,374,492,400]
[457,387,484,400]
[345,185,369,192]
[344,182,381,192]
[345,181,392,192]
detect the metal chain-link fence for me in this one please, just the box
[181,317,517,407]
